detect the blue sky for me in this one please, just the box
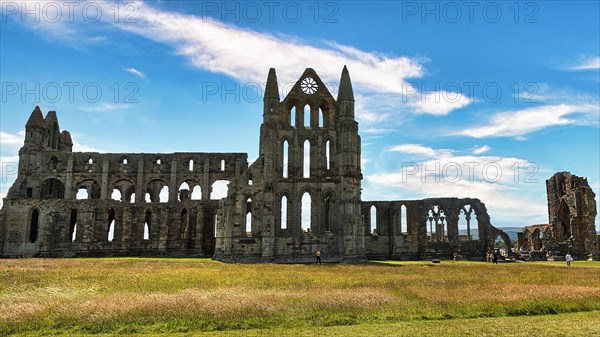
[0,0,598,229]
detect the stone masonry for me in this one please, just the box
[1,67,514,261]
[518,172,599,260]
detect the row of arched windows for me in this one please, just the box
[244,193,333,235]
[426,204,479,241]
[53,158,228,173]
[27,207,197,244]
[39,178,229,203]
[289,105,327,128]
[369,205,408,235]
[281,139,332,178]
[367,204,479,239]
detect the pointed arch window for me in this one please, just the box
[290,106,296,127]
[303,105,310,128]
[29,209,39,243]
[319,107,324,128]
[301,192,312,232]
[107,209,115,242]
[143,210,151,240]
[370,205,377,235]
[400,205,408,234]
[281,196,288,229]
[246,198,252,235]
[282,140,289,178]
[325,140,331,170]
[69,209,78,242]
[303,140,310,178]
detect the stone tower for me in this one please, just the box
[546,172,598,259]
[213,67,366,262]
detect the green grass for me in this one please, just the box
[1,258,599,336]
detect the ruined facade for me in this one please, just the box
[1,67,511,261]
[518,172,599,260]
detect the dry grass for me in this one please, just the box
[1,258,599,335]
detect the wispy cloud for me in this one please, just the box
[388,144,448,157]
[566,56,600,71]
[454,103,599,138]
[0,0,106,47]
[72,141,106,153]
[1,0,471,131]
[472,145,491,155]
[109,2,425,94]
[406,90,470,115]
[79,102,133,113]
[125,67,146,79]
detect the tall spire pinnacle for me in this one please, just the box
[26,106,45,128]
[337,65,354,102]
[264,68,280,100]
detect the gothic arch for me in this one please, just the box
[28,208,41,243]
[323,191,335,233]
[146,179,169,203]
[112,179,136,203]
[424,202,449,242]
[75,179,101,200]
[40,178,65,199]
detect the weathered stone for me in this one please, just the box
[0,67,515,262]
[518,172,599,260]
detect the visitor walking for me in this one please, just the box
[492,250,498,264]
[315,249,321,265]
[565,253,573,266]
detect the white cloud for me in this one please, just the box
[0,155,19,168]
[104,1,467,117]
[472,145,491,155]
[0,0,104,47]
[364,144,548,226]
[361,127,395,135]
[355,90,469,133]
[125,67,146,79]
[0,155,20,208]
[566,56,600,71]
[106,2,423,94]
[2,0,471,132]
[72,141,105,153]
[0,131,24,146]
[388,144,444,157]
[407,90,470,115]
[455,103,599,138]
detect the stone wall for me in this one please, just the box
[2,67,517,262]
[518,172,599,260]
[362,198,510,260]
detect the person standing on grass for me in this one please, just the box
[493,250,499,264]
[565,253,573,266]
[315,249,321,265]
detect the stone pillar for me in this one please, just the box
[170,159,178,202]
[203,158,210,201]
[100,159,109,199]
[195,204,204,253]
[81,207,95,247]
[65,157,74,199]
[136,158,144,202]
[158,208,169,251]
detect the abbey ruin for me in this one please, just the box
[517,172,599,261]
[1,67,598,262]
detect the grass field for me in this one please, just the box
[1,258,599,336]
